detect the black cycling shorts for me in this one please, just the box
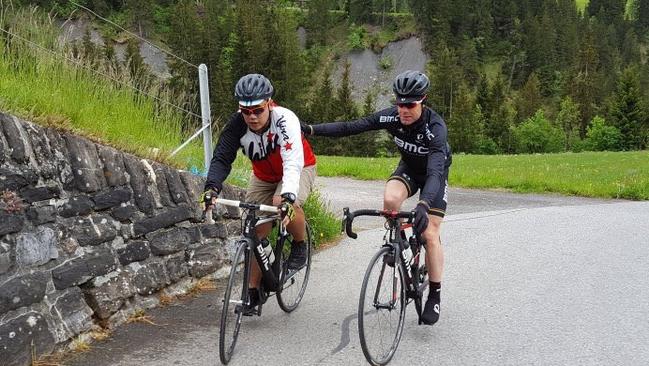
[387,163,449,217]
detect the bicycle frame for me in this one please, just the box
[343,207,429,321]
[210,199,289,295]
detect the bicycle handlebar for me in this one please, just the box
[201,198,279,223]
[215,198,279,213]
[342,207,415,240]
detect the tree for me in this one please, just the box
[569,25,604,138]
[515,72,544,122]
[586,0,625,25]
[334,61,358,120]
[428,46,462,120]
[448,82,482,153]
[608,67,648,150]
[125,38,150,89]
[306,0,332,46]
[555,97,581,150]
[634,0,649,33]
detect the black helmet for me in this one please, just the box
[393,70,429,103]
[234,74,274,106]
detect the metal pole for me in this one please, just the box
[199,64,213,174]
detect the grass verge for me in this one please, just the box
[315,151,649,200]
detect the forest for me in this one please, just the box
[7,0,649,155]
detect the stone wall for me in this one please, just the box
[0,112,242,366]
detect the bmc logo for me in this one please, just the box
[379,115,398,123]
[394,137,429,155]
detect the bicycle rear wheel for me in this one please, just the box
[219,243,248,364]
[358,246,406,366]
[277,222,313,313]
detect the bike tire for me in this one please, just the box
[358,246,407,366]
[219,243,248,364]
[277,222,313,313]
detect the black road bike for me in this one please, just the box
[208,199,313,364]
[342,207,429,366]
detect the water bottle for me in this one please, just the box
[260,238,275,264]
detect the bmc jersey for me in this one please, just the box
[311,106,452,207]
[205,106,316,196]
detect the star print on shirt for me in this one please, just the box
[284,142,293,150]
[267,131,274,142]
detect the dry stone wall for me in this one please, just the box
[0,111,242,366]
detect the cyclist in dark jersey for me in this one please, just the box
[302,70,451,325]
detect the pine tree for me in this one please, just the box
[635,0,649,33]
[335,61,358,120]
[609,67,648,150]
[587,0,625,25]
[556,96,581,150]
[428,46,462,120]
[515,73,544,122]
[307,0,332,46]
[569,24,604,138]
[448,82,481,153]
[125,38,150,90]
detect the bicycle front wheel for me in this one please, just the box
[358,246,406,366]
[219,243,248,364]
[277,222,313,313]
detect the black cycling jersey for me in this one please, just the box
[311,106,452,208]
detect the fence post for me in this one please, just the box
[199,64,213,174]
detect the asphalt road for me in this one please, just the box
[66,177,649,366]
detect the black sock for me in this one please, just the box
[429,281,441,300]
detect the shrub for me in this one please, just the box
[513,109,565,153]
[584,116,623,151]
[347,24,367,50]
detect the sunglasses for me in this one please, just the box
[396,99,424,109]
[240,100,269,116]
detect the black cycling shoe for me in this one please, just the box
[242,288,260,316]
[421,289,441,325]
[287,241,307,270]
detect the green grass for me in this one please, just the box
[315,151,649,200]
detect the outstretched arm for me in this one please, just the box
[204,114,245,193]
[306,111,386,137]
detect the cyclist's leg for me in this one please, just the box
[278,165,316,269]
[421,216,443,282]
[419,172,448,325]
[384,162,416,210]
[246,175,277,295]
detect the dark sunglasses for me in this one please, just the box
[240,100,269,116]
[396,99,424,109]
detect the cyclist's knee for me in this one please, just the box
[384,191,406,210]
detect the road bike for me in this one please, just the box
[207,198,313,364]
[342,207,429,366]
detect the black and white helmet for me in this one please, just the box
[393,70,429,103]
[234,74,274,106]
